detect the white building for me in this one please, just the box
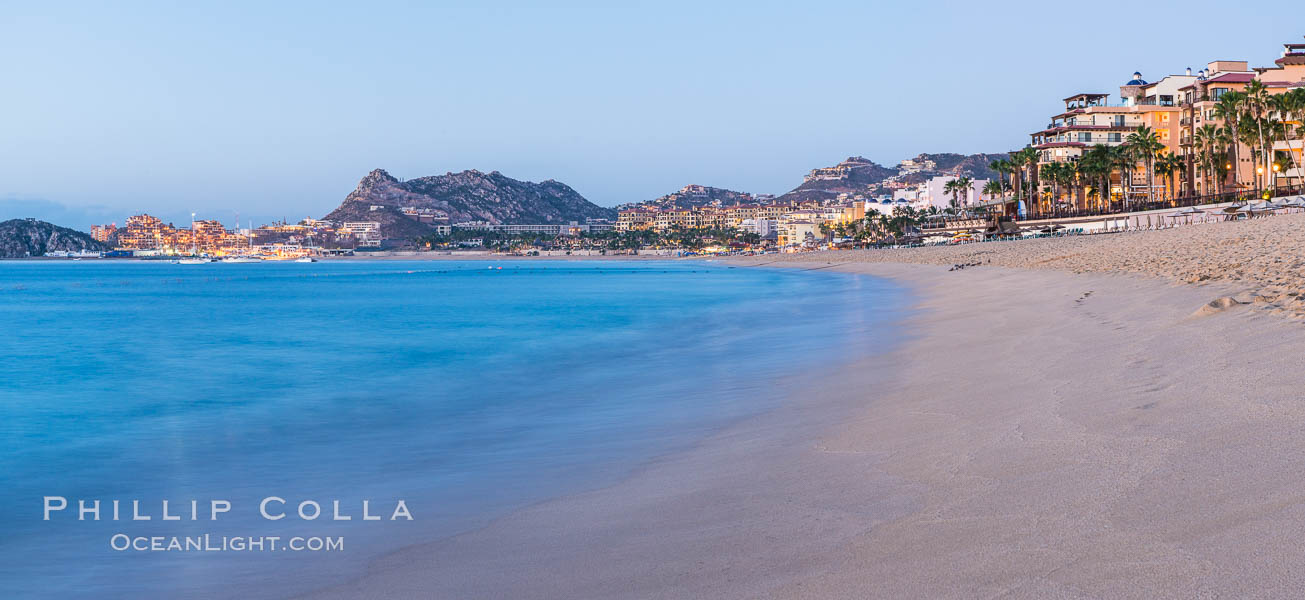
[915,176,990,210]
[740,218,777,237]
[341,221,382,247]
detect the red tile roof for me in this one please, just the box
[1205,72,1256,84]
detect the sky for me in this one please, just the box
[2,1,1302,229]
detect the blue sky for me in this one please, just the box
[2,1,1301,228]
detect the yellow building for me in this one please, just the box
[117,214,173,250]
[777,220,822,248]
[616,209,656,232]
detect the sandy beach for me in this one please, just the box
[756,210,1305,319]
[306,220,1305,599]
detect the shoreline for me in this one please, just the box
[305,259,1305,598]
[296,264,915,600]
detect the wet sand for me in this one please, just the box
[305,258,1305,599]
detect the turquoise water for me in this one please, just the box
[0,260,904,598]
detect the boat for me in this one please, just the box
[174,212,215,264]
[221,256,262,263]
[294,256,317,263]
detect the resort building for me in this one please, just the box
[1177,61,1258,196]
[616,209,656,232]
[117,214,172,250]
[1177,46,1305,198]
[341,221,382,247]
[1026,70,1192,216]
[777,220,821,248]
[89,223,117,242]
[914,176,989,210]
[1259,41,1305,189]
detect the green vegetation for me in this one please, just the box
[416,227,761,252]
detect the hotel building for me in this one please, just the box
[1028,71,1192,216]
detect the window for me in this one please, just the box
[1212,87,1229,100]
[1108,133,1122,143]
[1078,133,1092,142]
[1112,116,1125,127]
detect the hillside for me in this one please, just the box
[324,169,616,238]
[777,153,1007,202]
[0,219,107,258]
[778,156,899,202]
[617,184,757,211]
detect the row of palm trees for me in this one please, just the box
[988,148,1040,214]
[986,85,1305,219]
[942,176,974,209]
[1193,83,1305,195]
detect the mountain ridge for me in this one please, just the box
[0,218,107,258]
[323,168,616,238]
[776,152,1008,202]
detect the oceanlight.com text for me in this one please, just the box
[110,533,344,553]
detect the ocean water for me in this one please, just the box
[0,259,905,598]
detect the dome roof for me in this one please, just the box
[1126,71,1147,86]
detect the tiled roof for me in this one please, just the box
[1205,72,1256,84]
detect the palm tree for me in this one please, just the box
[1110,142,1136,209]
[1126,125,1162,205]
[1055,163,1077,213]
[1039,162,1062,212]
[1079,144,1114,212]
[1279,87,1305,189]
[982,179,1003,203]
[1194,124,1223,196]
[954,176,973,208]
[942,179,959,210]
[1244,80,1273,190]
[1155,152,1182,202]
[1012,147,1040,218]
[988,159,1009,198]
[1214,90,1246,190]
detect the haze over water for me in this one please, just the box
[0,260,904,598]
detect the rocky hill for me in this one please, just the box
[617,184,757,211]
[0,219,107,258]
[915,152,1007,180]
[777,153,1006,202]
[324,169,616,238]
[778,156,899,202]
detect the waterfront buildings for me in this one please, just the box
[89,223,116,242]
[1027,77,1184,214]
[108,214,380,255]
[340,222,382,247]
[1005,38,1305,219]
[449,222,616,236]
[615,199,867,249]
